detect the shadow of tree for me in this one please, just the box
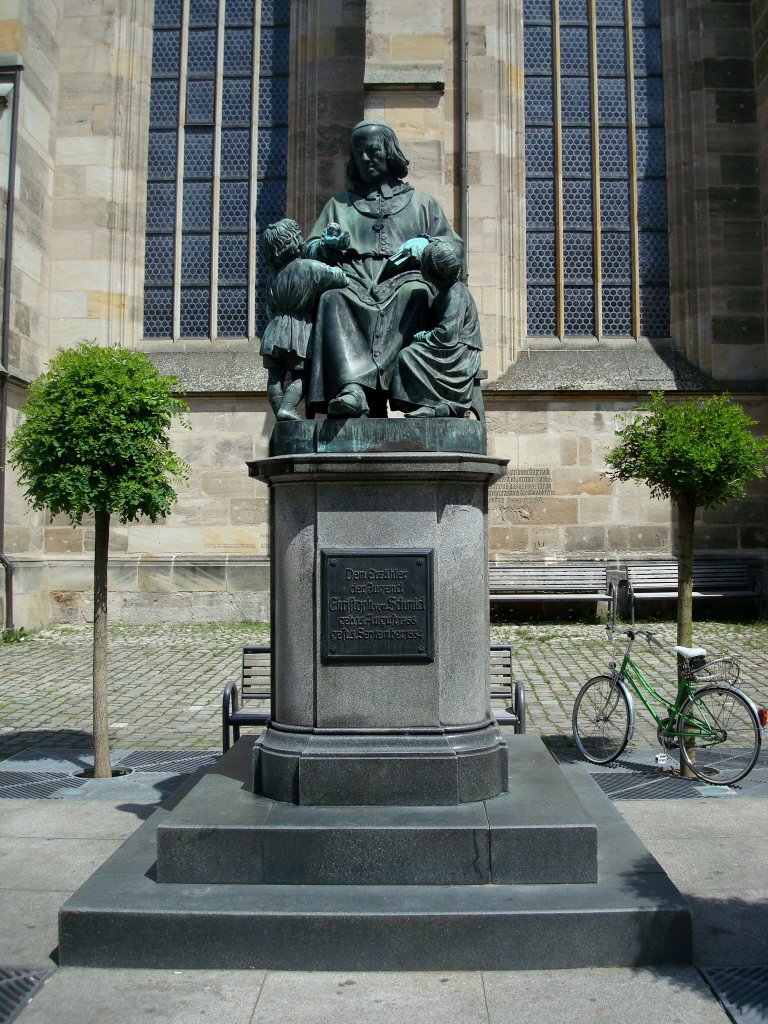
[0,729,94,759]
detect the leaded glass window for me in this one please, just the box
[144,0,289,340]
[524,0,670,340]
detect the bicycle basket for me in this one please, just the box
[690,656,740,685]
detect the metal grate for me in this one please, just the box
[701,966,768,1024]
[0,968,52,1024]
[0,775,88,800]
[0,750,219,800]
[114,750,218,773]
[591,771,703,799]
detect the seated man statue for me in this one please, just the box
[305,119,464,418]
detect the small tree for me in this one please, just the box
[9,342,189,777]
[605,392,768,771]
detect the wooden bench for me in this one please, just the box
[489,562,617,618]
[222,645,271,753]
[490,643,525,733]
[627,559,762,624]
[222,642,525,752]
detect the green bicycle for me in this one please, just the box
[572,625,764,785]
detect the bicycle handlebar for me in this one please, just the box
[606,624,665,649]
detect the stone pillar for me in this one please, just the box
[248,424,508,806]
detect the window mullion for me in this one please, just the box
[173,3,191,342]
[587,0,602,341]
[624,0,640,340]
[248,0,262,340]
[552,0,565,341]
[210,0,226,339]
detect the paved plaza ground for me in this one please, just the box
[0,616,766,1022]
[2,616,767,755]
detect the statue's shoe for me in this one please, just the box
[327,384,369,418]
[404,403,451,418]
[276,405,302,421]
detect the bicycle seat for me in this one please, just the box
[674,645,706,660]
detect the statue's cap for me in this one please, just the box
[351,119,393,134]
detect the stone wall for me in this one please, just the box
[49,0,151,353]
[0,1,62,381]
[755,0,768,328]
[664,0,768,380]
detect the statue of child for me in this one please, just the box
[390,239,483,418]
[261,219,348,420]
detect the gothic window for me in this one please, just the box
[144,0,289,340]
[524,0,670,340]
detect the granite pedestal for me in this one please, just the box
[247,420,509,805]
[56,419,692,970]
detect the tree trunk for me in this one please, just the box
[92,509,111,778]
[676,493,696,778]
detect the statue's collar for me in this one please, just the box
[351,180,413,201]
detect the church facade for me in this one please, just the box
[1,0,767,627]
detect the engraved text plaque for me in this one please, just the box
[322,549,434,663]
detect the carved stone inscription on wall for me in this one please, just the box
[489,469,555,523]
[321,550,434,663]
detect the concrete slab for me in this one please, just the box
[482,966,731,1024]
[0,837,126,891]
[615,797,768,967]
[250,971,489,1023]
[0,890,67,965]
[0,798,148,839]
[16,968,266,1024]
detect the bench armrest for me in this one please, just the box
[222,681,240,753]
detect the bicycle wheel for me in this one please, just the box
[572,675,632,764]
[678,685,761,785]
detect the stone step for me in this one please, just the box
[57,736,692,971]
[155,735,596,885]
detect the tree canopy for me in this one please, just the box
[604,391,768,509]
[9,341,190,523]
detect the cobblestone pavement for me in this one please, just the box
[1,618,766,758]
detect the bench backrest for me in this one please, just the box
[242,645,271,698]
[241,644,514,699]
[490,643,513,695]
[488,563,608,593]
[627,560,757,591]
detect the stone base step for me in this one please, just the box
[155,735,596,885]
[58,735,691,970]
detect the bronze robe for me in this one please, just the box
[306,180,463,413]
[390,282,483,415]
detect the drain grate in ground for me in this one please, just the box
[591,771,703,799]
[0,968,52,1024]
[0,774,88,799]
[701,966,768,1024]
[0,749,219,800]
[114,750,218,773]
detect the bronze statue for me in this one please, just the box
[260,219,347,420]
[390,240,483,418]
[305,120,464,418]
[260,121,483,421]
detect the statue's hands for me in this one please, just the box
[322,223,350,252]
[389,236,430,267]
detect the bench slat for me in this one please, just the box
[627,560,760,623]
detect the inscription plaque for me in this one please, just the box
[322,549,434,663]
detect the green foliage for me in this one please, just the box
[9,341,190,524]
[1,627,27,643]
[604,392,768,508]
